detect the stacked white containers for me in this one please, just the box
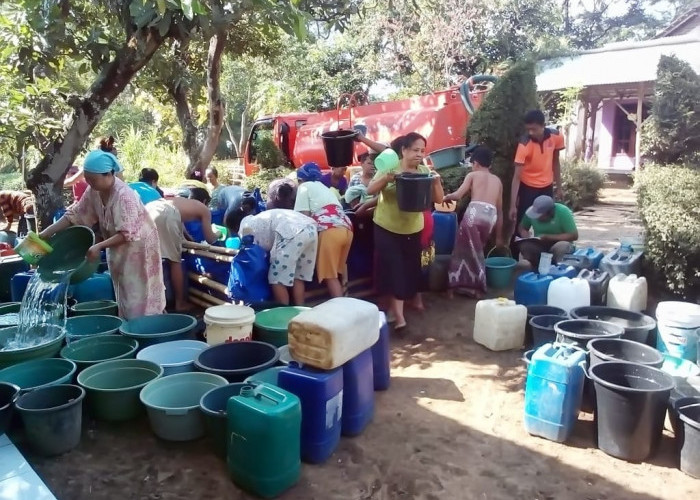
[547,278,591,314]
[473,298,527,351]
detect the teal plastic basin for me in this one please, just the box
[70,300,119,317]
[253,307,310,347]
[0,303,20,328]
[0,358,76,393]
[136,340,209,376]
[60,335,139,371]
[120,314,197,348]
[0,326,67,370]
[199,383,248,457]
[140,372,228,441]
[64,315,124,341]
[77,359,163,421]
[38,226,96,284]
[485,256,517,289]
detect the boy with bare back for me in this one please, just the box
[442,146,503,298]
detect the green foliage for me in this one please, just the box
[559,159,606,211]
[253,136,287,170]
[117,128,189,187]
[0,171,24,191]
[641,55,700,166]
[243,166,293,195]
[636,164,700,298]
[466,60,539,208]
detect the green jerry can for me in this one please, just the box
[227,383,302,498]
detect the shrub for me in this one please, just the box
[254,136,287,170]
[243,166,294,196]
[117,128,189,188]
[559,159,606,211]
[641,55,700,166]
[636,164,700,299]
[466,60,539,215]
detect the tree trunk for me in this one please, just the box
[171,83,201,173]
[26,28,165,230]
[224,118,240,158]
[186,30,228,179]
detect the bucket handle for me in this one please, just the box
[487,246,512,259]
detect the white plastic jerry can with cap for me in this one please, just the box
[473,298,527,351]
[607,274,647,312]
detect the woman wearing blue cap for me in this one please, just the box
[40,150,166,319]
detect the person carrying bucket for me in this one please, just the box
[442,146,504,299]
[40,150,166,320]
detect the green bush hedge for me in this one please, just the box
[243,166,294,196]
[636,164,700,298]
[559,159,606,211]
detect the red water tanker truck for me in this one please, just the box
[243,76,497,176]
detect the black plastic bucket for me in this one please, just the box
[554,319,624,349]
[529,315,566,350]
[571,306,657,346]
[587,338,664,369]
[321,130,357,167]
[0,382,20,435]
[395,173,433,212]
[194,341,279,382]
[671,397,700,436]
[678,401,700,478]
[590,362,675,462]
[525,305,566,347]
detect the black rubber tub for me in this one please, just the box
[554,319,624,349]
[590,362,675,462]
[570,306,657,346]
[525,305,567,348]
[529,315,566,350]
[678,400,700,478]
[587,338,664,369]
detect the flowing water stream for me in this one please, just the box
[1,271,72,351]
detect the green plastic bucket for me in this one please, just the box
[0,326,66,369]
[253,307,310,347]
[199,383,248,457]
[70,300,119,317]
[485,256,517,289]
[244,366,284,385]
[0,358,76,393]
[77,359,163,421]
[64,315,123,341]
[37,226,96,284]
[140,372,228,441]
[60,335,139,371]
[120,314,197,348]
[15,384,85,456]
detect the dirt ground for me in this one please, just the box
[17,180,700,499]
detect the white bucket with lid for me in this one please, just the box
[203,304,256,346]
[656,301,700,363]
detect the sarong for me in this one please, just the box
[448,201,497,293]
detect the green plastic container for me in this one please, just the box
[228,383,302,498]
[199,383,247,458]
[70,300,119,317]
[485,256,517,289]
[77,359,163,421]
[64,314,123,342]
[0,358,76,393]
[37,226,96,284]
[140,372,228,442]
[0,326,66,369]
[0,303,20,328]
[120,314,197,348]
[15,384,85,456]
[60,335,139,371]
[14,232,54,266]
[253,307,310,347]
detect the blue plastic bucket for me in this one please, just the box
[656,302,700,363]
[137,340,209,376]
[140,372,229,441]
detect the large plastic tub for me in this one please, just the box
[140,372,228,441]
[0,326,66,369]
[120,314,197,348]
[0,358,76,393]
[194,341,279,382]
[199,383,248,457]
[60,335,138,371]
[64,314,123,341]
[137,340,209,376]
[571,306,656,346]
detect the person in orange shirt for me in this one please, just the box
[509,110,565,227]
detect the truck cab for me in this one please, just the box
[244,113,313,176]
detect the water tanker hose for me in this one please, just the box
[460,74,499,115]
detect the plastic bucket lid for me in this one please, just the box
[656,301,700,328]
[204,304,256,326]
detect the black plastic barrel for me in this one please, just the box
[529,315,566,350]
[321,130,357,167]
[587,338,664,369]
[0,382,20,435]
[590,362,674,462]
[677,400,700,478]
[570,306,657,346]
[554,319,624,349]
[525,305,566,348]
[395,173,433,212]
[194,341,279,382]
